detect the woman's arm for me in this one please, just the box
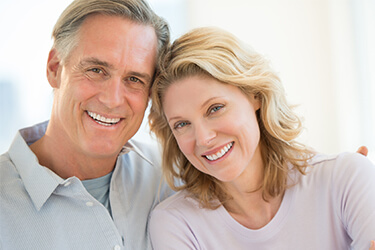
[334,153,375,249]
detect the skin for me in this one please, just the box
[30,14,158,180]
[357,146,368,156]
[164,75,262,184]
[163,75,281,229]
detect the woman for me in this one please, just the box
[148,27,375,249]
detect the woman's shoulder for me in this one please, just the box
[153,190,201,213]
[301,152,375,186]
[149,190,215,236]
[308,152,374,172]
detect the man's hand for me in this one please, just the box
[370,240,375,250]
[357,146,368,157]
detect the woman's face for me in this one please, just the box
[163,75,263,183]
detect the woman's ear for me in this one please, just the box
[252,94,261,111]
[46,48,61,88]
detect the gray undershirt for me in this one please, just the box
[82,171,113,217]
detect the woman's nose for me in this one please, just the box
[195,123,216,146]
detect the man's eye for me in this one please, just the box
[85,67,108,81]
[89,68,103,74]
[129,76,141,83]
[125,76,147,90]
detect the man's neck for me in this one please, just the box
[29,134,118,180]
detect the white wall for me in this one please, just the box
[0,0,73,153]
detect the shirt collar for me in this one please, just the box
[8,121,61,211]
[120,140,154,166]
[8,121,154,210]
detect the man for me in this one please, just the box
[0,0,171,249]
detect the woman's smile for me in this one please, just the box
[202,141,234,162]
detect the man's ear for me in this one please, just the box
[46,48,61,88]
[148,85,152,98]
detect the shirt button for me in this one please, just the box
[86,201,94,207]
[64,181,71,187]
[113,245,121,250]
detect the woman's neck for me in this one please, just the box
[223,188,284,229]
[221,146,283,229]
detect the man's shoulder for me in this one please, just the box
[123,136,161,167]
[116,136,163,181]
[115,137,173,205]
[0,152,16,177]
[0,152,22,195]
[128,136,160,157]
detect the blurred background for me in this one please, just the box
[0,0,374,162]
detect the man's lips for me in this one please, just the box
[87,111,121,126]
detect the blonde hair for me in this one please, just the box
[149,27,314,208]
[52,0,169,71]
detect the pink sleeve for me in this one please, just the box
[333,153,375,249]
[149,205,200,249]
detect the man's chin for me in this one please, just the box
[83,142,123,159]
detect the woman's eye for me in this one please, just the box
[209,105,223,114]
[174,121,189,130]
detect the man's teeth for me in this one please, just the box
[87,111,120,126]
[205,142,233,161]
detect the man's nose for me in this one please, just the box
[99,78,124,108]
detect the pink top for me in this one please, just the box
[149,153,375,249]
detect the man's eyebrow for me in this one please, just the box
[78,57,114,69]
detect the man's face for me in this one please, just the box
[48,14,157,159]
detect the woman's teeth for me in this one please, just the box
[205,142,233,161]
[87,111,120,126]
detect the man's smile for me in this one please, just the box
[87,111,121,126]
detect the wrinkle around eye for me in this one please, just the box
[85,67,109,81]
[124,76,149,90]
[126,76,145,86]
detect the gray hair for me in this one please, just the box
[52,0,169,70]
